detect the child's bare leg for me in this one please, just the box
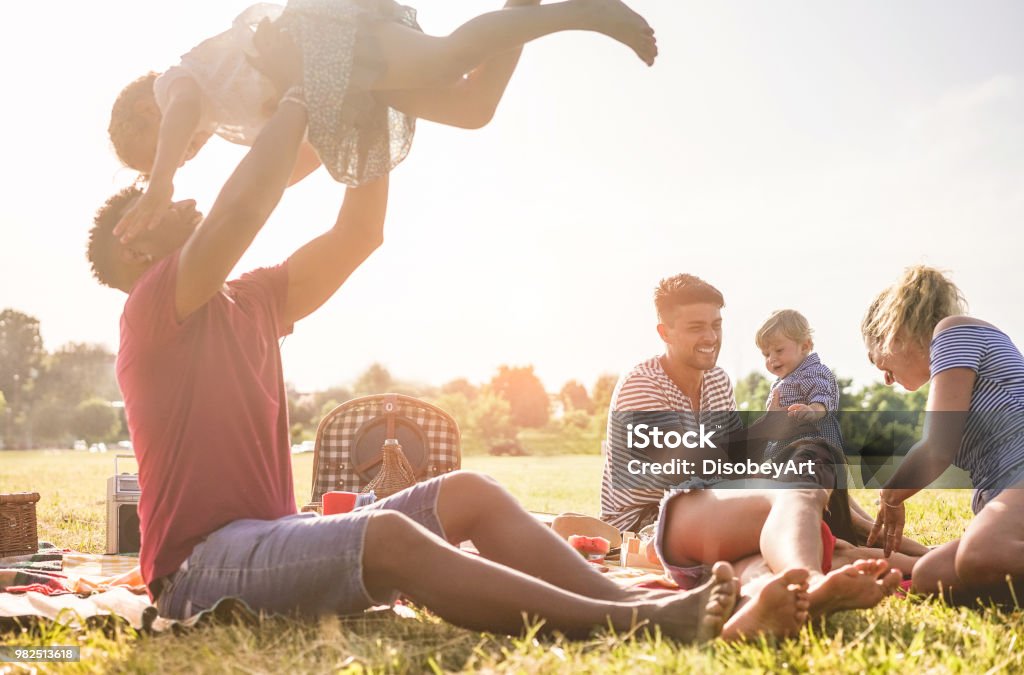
[832,538,921,576]
[374,56,524,129]
[286,141,322,186]
[375,0,538,129]
[361,509,738,641]
[369,0,657,93]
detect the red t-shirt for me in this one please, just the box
[117,251,297,596]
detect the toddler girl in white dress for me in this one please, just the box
[108,0,657,241]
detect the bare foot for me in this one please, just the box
[721,568,810,641]
[649,561,739,643]
[579,0,659,65]
[809,559,903,617]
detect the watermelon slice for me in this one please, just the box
[568,535,611,562]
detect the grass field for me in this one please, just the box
[1,450,1022,673]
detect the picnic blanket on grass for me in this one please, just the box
[1,542,673,633]
[0,545,164,632]
[0,543,73,595]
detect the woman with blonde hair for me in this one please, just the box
[863,265,1024,604]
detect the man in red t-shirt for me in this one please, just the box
[80,25,808,642]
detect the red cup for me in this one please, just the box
[323,491,359,515]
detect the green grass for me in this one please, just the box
[1,450,1022,673]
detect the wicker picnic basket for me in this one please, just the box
[305,394,461,510]
[0,492,40,557]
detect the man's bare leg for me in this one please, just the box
[361,509,737,641]
[435,471,646,602]
[431,472,815,639]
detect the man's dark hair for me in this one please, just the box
[654,274,725,324]
[87,186,141,290]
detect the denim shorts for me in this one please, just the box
[653,490,709,590]
[973,462,1024,514]
[156,476,446,620]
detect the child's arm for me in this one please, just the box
[113,77,204,243]
[787,402,826,423]
[788,365,840,423]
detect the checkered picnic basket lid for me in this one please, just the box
[308,394,461,506]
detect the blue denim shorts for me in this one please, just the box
[972,462,1024,514]
[157,476,446,620]
[653,489,709,590]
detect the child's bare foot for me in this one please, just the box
[721,568,810,641]
[808,559,903,617]
[577,0,659,65]
[648,561,739,643]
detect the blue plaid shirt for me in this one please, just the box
[763,353,844,458]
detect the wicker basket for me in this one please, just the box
[0,492,40,558]
[361,440,416,498]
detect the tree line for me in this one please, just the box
[2,308,927,453]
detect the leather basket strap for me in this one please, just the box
[384,394,398,438]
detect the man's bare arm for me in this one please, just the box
[175,97,306,321]
[282,176,389,326]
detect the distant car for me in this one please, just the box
[291,440,316,454]
[117,440,133,451]
[489,440,526,456]
[73,440,88,451]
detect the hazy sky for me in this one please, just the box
[1,1,1022,394]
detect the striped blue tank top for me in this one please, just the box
[930,324,1024,506]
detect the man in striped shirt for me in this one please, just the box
[600,274,742,532]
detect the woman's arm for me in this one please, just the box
[868,366,975,554]
[848,495,929,555]
[880,367,975,504]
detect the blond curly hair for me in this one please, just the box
[861,265,968,355]
[109,72,161,174]
[755,309,814,351]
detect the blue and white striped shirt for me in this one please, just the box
[930,324,1024,511]
[599,357,741,532]
[763,352,844,459]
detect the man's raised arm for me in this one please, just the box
[174,20,306,321]
[282,176,389,326]
[174,92,306,321]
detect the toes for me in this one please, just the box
[881,569,903,594]
[712,561,736,583]
[781,568,810,588]
[704,599,727,617]
[866,558,887,571]
[859,558,890,576]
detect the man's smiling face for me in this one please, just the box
[658,303,723,372]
